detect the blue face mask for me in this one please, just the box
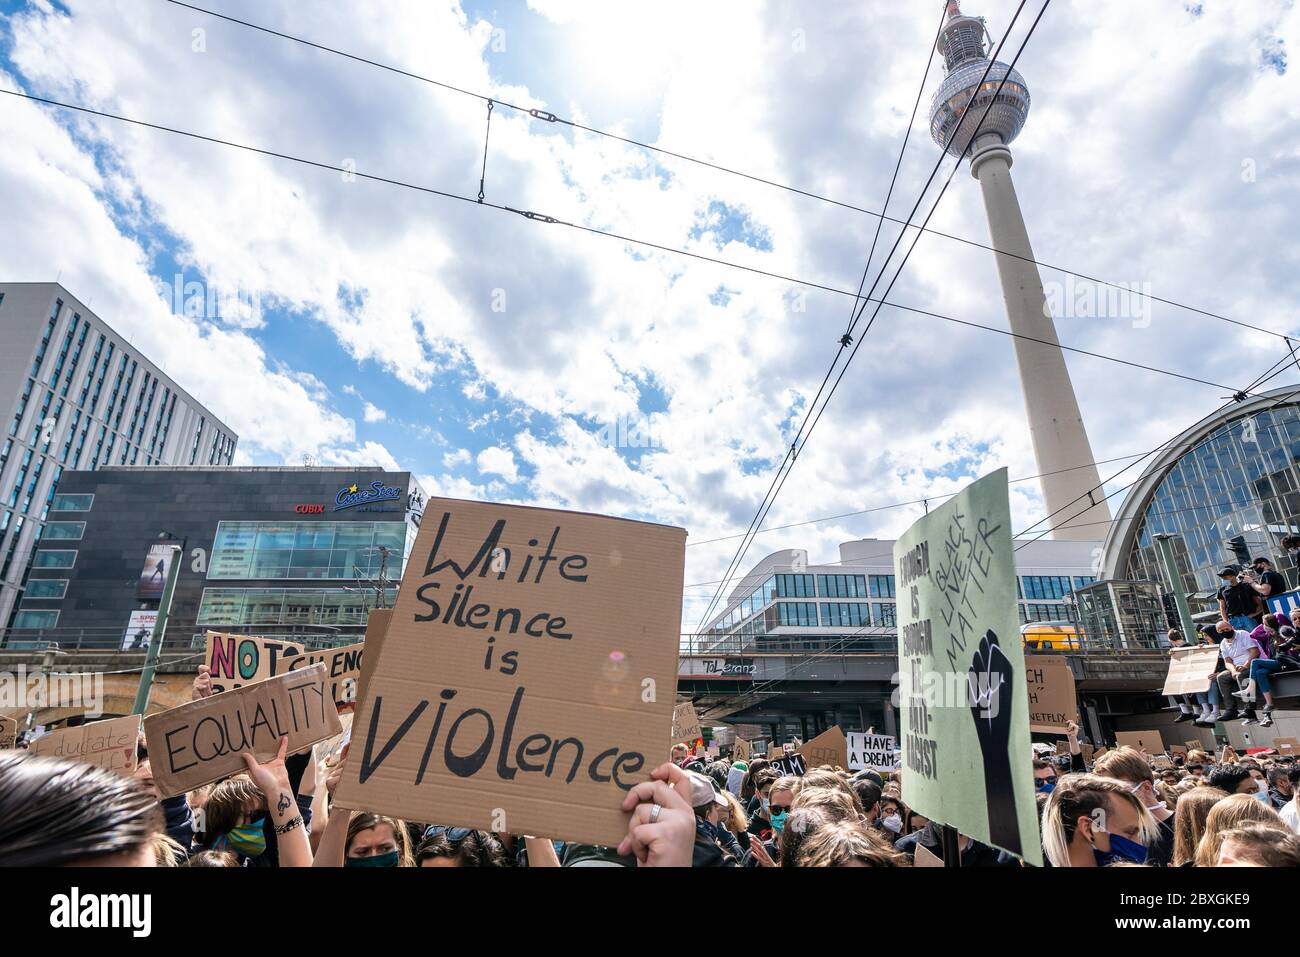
[346,850,400,868]
[1037,778,1056,793]
[770,811,788,833]
[217,817,267,858]
[1093,832,1147,867]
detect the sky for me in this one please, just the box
[1,0,1298,631]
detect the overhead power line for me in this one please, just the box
[158,0,1296,346]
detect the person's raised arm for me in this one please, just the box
[240,736,312,868]
[313,744,351,868]
[523,836,561,867]
[1066,719,1086,772]
[618,762,697,867]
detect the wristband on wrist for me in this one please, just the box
[275,815,304,835]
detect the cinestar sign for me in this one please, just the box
[334,480,403,512]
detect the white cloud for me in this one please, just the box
[476,445,520,482]
[442,448,471,469]
[362,401,387,423]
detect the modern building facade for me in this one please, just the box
[0,283,236,631]
[692,536,1100,735]
[1103,388,1300,608]
[928,2,1112,540]
[6,467,427,650]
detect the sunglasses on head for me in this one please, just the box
[425,825,475,842]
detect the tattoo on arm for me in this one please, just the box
[277,792,291,815]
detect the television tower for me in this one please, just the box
[928,1,1111,541]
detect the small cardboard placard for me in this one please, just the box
[204,632,365,710]
[672,701,703,745]
[31,714,140,774]
[734,738,752,761]
[1115,730,1163,755]
[1025,655,1079,733]
[1170,745,1189,760]
[798,726,848,770]
[1162,647,1220,696]
[144,664,342,799]
[770,753,807,777]
[333,499,686,847]
[914,842,943,867]
[847,732,896,772]
[1274,737,1300,755]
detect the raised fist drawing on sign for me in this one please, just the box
[968,629,1022,856]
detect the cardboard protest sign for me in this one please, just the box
[1054,741,1069,755]
[333,498,686,847]
[672,700,703,746]
[354,609,393,711]
[204,632,365,710]
[1081,743,1095,765]
[798,726,848,770]
[914,842,943,867]
[1170,745,1188,760]
[1151,755,1173,770]
[770,753,806,777]
[31,714,141,774]
[847,732,896,772]
[734,738,752,761]
[1025,656,1078,734]
[767,741,778,756]
[144,664,342,799]
[0,714,16,750]
[1162,646,1219,697]
[1274,737,1299,755]
[894,469,1041,865]
[1115,730,1163,755]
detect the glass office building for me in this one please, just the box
[7,466,425,648]
[1103,388,1300,609]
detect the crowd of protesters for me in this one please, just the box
[4,654,1300,871]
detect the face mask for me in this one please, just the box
[1036,778,1056,793]
[346,849,400,868]
[1092,830,1147,867]
[770,811,787,833]
[760,797,770,812]
[218,817,267,858]
[1254,790,1271,804]
[882,814,902,834]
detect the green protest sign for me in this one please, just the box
[894,468,1041,865]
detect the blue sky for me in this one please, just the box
[1,0,1298,625]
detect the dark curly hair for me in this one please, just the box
[415,828,506,867]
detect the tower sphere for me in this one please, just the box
[927,4,1031,156]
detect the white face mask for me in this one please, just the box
[882,815,902,834]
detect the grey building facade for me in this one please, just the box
[8,467,427,651]
[0,283,237,631]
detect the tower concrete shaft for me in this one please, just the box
[969,135,1112,540]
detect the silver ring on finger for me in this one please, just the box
[649,803,662,824]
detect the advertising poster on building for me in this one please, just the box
[122,610,158,651]
[136,542,174,600]
[1025,655,1079,733]
[333,498,687,848]
[894,468,1041,865]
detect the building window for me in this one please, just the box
[1020,602,1071,624]
[32,549,77,569]
[871,602,897,627]
[13,609,59,629]
[24,579,68,599]
[869,575,896,599]
[774,574,815,598]
[1019,575,1075,600]
[42,521,85,541]
[50,493,94,512]
[196,586,398,627]
[770,601,819,627]
[820,602,869,627]
[208,520,407,580]
[817,574,868,598]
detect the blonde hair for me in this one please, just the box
[1171,786,1227,866]
[1092,747,1154,786]
[1040,774,1160,867]
[1194,793,1285,867]
[719,790,749,834]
